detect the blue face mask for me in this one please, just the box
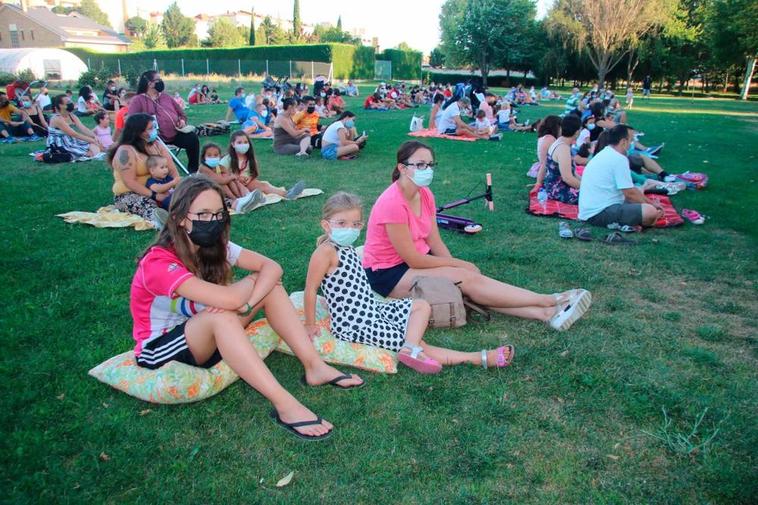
[343,119,355,129]
[147,129,158,143]
[411,168,434,187]
[205,157,220,168]
[330,227,360,247]
[587,123,596,131]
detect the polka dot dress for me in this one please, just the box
[321,244,412,352]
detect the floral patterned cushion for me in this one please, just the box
[88,324,279,404]
[89,291,397,404]
[275,292,398,374]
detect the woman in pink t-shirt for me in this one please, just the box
[363,140,592,332]
[130,175,363,440]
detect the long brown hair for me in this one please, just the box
[538,115,561,138]
[141,175,232,285]
[392,140,435,182]
[227,130,259,179]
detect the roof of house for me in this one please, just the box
[2,5,130,46]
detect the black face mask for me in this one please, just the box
[66,102,75,112]
[307,106,316,113]
[154,80,165,93]
[187,219,225,247]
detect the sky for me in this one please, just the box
[131,0,554,55]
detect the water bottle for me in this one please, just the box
[537,187,548,212]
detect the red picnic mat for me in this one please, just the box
[408,128,477,142]
[526,187,684,228]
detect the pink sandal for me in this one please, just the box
[481,345,515,368]
[681,209,705,225]
[398,345,442,374]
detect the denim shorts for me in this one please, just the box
[322,143,338,160]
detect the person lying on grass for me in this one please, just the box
[219,131,305,200]
[130,175,364,440]
[578,124,665,228]
[304,192,515,373]
[362,140,592,331]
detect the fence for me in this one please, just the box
[85,57,333,81]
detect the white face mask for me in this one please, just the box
[234,143,250,154]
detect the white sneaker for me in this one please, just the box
[235,190,265,214]
[285,180,306,200]
[549,289,592,331]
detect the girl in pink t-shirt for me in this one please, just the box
[363,140,593,333]
[129,175,363,440]
[304,192,515,373]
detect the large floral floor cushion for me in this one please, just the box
[88,323,280,404]
[270,291,398,374]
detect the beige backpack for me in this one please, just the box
[409,276,490,328]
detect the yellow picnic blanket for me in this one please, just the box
[57,188,324,231]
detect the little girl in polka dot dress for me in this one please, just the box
[304,192,515,374]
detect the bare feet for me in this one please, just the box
[303,363,364,388]
[274,398,333,437]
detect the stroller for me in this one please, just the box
[262,75,291,94]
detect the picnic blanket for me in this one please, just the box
[57,188,324,231]
[408,128,477,142]
[526,187,684,228]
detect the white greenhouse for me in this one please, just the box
[0,48,87,81]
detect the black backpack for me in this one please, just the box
[42,145,73,164]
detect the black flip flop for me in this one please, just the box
[602,231,638,246]
[574,227,593,241]
[300,373,365,390]
[269,410,333,441]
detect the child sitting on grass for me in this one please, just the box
[145,155,179,210]
[129,175,364,440]
[197,142,265,214]
[474,109,499,139]
[219,131,306,200]
[92,111,114,149]
[303,192,515,374]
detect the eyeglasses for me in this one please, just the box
[328,220,364,229]
[188,210,228,222]
[403,162,437,171]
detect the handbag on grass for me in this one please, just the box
[409,276,467,328]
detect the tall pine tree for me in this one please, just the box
[292,0,302,41]
[337,15,342,31]
[249,7,256,46]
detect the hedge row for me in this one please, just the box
[66,44,420,80]
[378,49,423,80]
[424,71,538,88]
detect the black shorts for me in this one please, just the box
[136,322,222,370]
[628,153,644,173]
[364,262,410,297]
[586,203,643,227]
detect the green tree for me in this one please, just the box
[429,47,446,67]
[125,16,148,37]
[131,22,167,50]
[249,8,256,46]
[446,0,537,85]
[438,0,467,66]
[206,18,245,48]
[292,0,302,42]
[75,0,111,28]
[337,15,343,31]
[312,23,360,44]
[706,0,758,98]
[161,2,197,48]
[256,16,288,45]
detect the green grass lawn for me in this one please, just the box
[1,82,756,504]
